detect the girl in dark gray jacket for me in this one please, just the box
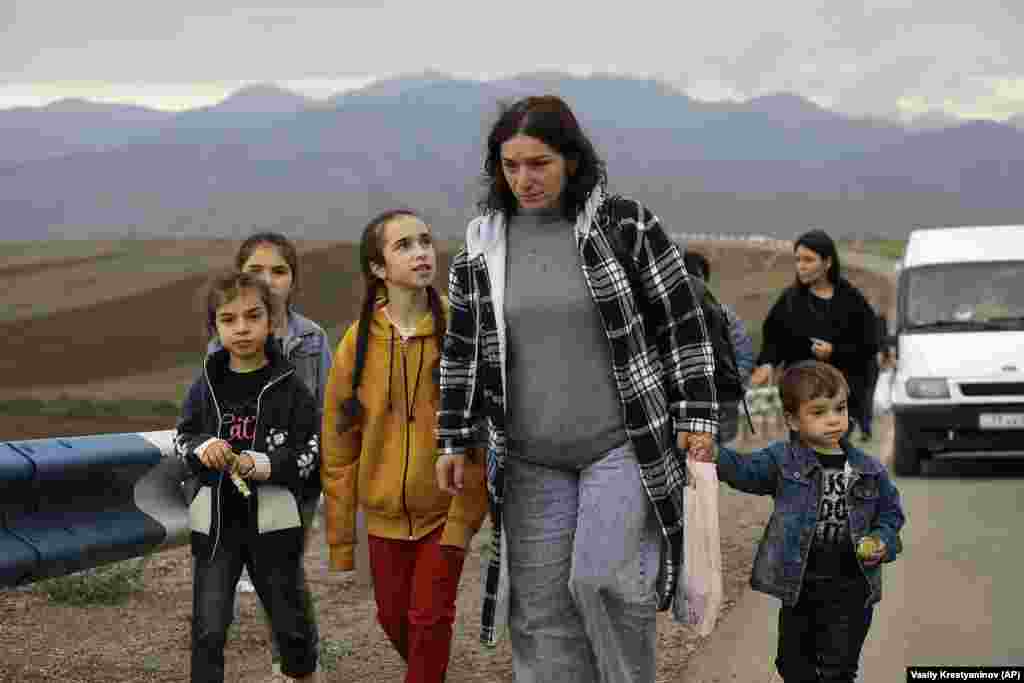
[177,271,320,683]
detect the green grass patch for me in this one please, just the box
[0,240,126,262]
[0,397,182,418]
[839,238,907,261]
[141,653,162,674]
[174,379,196,406]
[0,240,225,276]
[318,638,354,671]
[34,557,148,606]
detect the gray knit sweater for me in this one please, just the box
[504,206,628,470]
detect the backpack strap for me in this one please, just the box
[603,197,756,437]
[740,392,756,435]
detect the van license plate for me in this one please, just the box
[979,413,1024,429]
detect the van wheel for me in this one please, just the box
[892,416,923,476]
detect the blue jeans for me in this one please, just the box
[503,441,661,683]
[191,530,318,682]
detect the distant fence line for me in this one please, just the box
[670,233,794,250]
[669,233,903,273]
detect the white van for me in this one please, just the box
[889,225,1024,475]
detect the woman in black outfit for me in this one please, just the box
[750,229,879,439]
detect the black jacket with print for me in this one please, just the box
[174,339,320,559]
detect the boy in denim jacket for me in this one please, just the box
[712,360,905,682]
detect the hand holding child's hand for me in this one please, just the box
[680,432,716,462]
[200,439,233,471]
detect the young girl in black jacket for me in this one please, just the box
[175,271,320,683]
[750,229,880,437]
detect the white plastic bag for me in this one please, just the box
[680,460,724,636]
[873,369,893,415]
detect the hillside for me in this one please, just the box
[1,241,451,397]
[0,238,894,406]
[3,72,1024,241]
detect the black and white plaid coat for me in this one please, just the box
[437,186,719,646]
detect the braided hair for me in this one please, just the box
[337,209,447,433]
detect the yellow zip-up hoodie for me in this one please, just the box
[321,298,488,571]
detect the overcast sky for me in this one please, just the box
[3,1,1023,121]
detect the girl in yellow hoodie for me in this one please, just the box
[321,209,487,683]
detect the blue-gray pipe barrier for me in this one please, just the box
[0,388,785,588]
[0,430,188,587]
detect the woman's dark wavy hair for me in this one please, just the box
[793,228,842,288]
[234,231,301,309]
[337,209,446,433]
[784,228,847,319]
[479,95,607,221]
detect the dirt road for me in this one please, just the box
[0,416,790,682]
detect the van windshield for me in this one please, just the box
[901,261,1024,332]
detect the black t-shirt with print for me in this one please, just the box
[805,450,862,579]
[215,364,274,526]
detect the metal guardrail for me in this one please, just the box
[0,429,187,587]
[0,387,781,589]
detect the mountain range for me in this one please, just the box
[2,71,1023,241]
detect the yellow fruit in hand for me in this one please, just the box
[856,536,882,560]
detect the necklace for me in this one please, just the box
[382,306,419,343]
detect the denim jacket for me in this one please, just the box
[716,440,905,607]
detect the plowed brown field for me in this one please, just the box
[2,239,892,398]
[1,243,452,392]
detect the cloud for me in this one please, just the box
[246,13,302,30]
[3,0,1023,119]
[703,32,793,95]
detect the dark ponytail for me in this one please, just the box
[426,285,447,392]
[337,279,379,433]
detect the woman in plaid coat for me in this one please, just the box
[435,95,718,682]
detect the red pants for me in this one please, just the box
[367,527,466,683]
